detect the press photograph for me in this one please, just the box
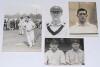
[69,2,98,35]
[45,38,84,65]
[2,4,42,52]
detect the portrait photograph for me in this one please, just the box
[44,4,68,38]
[45,38,84,65]
[69,2,98,35]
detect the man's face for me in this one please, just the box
[25,17,29,22]
[72,43,80,51]
[34,18,41,23]
[50,43,58,52]
[51,11,62,19]
[51,11,62,25]
[77,11,88,24]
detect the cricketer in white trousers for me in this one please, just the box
[18,19,25,35]
[24,20,36,47]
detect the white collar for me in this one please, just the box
[71,49,82,53]
[49,48,59,52]
[76,22,90,26]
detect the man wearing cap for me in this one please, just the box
[46,6,67,37]
[24,16,36,47]
[65,40,84,65]
[45,40,66,65]
[70,8,98,34]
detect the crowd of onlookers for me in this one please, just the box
[4,18,20,30]
[3,14,42,31]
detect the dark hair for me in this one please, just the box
[20,17,23,19]
[50,6,63,13]
[25,16,30,18]
[71,39,80,44]
[50,39,59,45]
[77,8,87,15]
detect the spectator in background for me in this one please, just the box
[18,17,25,35]
[15,18,20,30]
[4,18,7,30]
[10,19,15,30]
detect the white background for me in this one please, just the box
[0,0,100,67]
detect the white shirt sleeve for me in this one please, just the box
[65,51,71,64]
[31,22,36,29]
[60,51,66,64]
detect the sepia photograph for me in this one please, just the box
[2,4,42,52]
[45,38,84,65]
[69,2,98,35]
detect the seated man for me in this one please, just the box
[70,8,98,34]
[45,40,66,65]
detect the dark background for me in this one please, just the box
[45,38,84,53]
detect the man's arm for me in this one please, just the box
[32,22,36,29]
[60,51,66,65]
[65,51,71,65]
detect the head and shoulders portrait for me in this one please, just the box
[45,5,67,37]
[69,2,98,35]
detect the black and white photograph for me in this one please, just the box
[44,5,67,37]
[45,38,84,65]
[69,2,98,35]
[0,0,100,67]
[2,4,42,52]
